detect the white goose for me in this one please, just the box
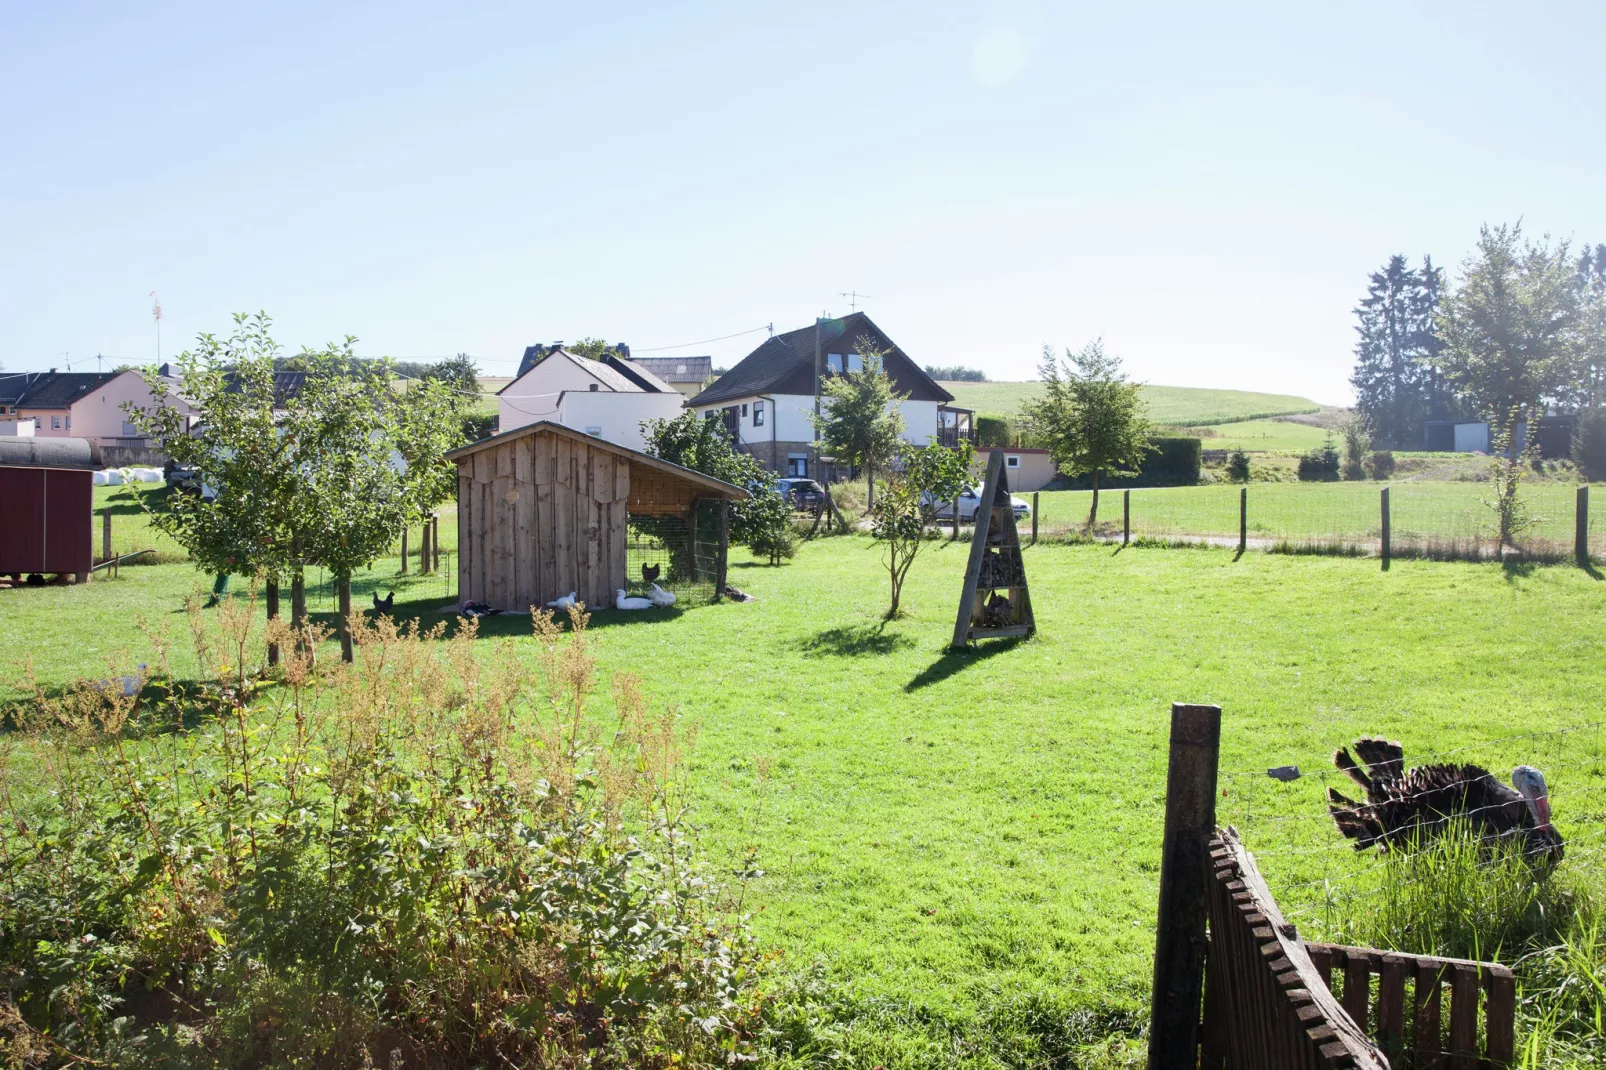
[615,589,653,611]
[545,591,578,610]
[647,583,677,608]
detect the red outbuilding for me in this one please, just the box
[0,438,98,583]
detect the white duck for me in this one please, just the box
[615,589,653,610]
[545,591,578,610]
[647,583,677,608]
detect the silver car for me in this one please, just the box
[928,486,1031,521]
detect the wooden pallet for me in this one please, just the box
[950,449,1035,650]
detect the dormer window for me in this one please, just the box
[827,354,844,374]
[847,353,863,373]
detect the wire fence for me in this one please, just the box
[1026,482,1603,560]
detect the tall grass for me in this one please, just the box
[1316,826,1606,1067]
[0,597,765,1067]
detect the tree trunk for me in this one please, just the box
[399,524,409,574]
[1087,471,1101,530]
[337,571,353,663]
[266,579,280,667]
[867,467,875,511]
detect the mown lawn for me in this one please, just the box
[938,382,1320,425]
[3,533,1604,1064]
[1183,417,1334,453]
[1031,480,1604,555]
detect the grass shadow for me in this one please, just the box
[801,622,915,658]
[904,637,1028,692]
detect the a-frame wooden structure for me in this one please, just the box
[950,449,1036,650]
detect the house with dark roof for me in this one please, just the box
[497,345,684,452]
[687,313,974,477]
[3,369,197,453]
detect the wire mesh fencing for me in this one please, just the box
[1027,481,1601,561]
[624,498,722,604]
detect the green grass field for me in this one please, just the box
[939,382,1321,426]
[1030,480,1605,555]
[4,532,1604,1064]
[1182,417,1335,453]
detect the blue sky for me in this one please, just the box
[3,1,1602,403]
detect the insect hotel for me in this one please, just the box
[448,421,749,613]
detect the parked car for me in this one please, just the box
[926,485,1031,522]
[773,477,827,511]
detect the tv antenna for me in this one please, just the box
[839,290,873,312]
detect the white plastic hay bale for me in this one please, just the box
[105,470,124,486]
[93,470,109,486]
[135,468,162,483]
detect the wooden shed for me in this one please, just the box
[0,438,99,583]
[448,421,749,612]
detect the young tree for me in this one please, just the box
[640,410,791,566]
[810,338,906,509]
[1022,340,1153,529]
[869,441,975,618]
[1350,255,1457,446]
[1435,223,1585,438]
[1336,411,1372,481]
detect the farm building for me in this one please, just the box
[0,437,100,583]
[448,421,749,613]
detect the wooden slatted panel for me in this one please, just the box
[1449,964,1479,1069]
[1343,951,1371,1032]
[1415,960,1444,1066]
[1484,968,1516,1066]
[514,436,535,610]
[535,432,557,605]
[457,472,470,604]
[1376,955,1407,1060]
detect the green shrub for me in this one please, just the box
[1575,408,1606,481]
[0,601,764,1066]
[750,519,799,564]
[1142,437,1203,485]
[1226,450,1251,483]
[1297,440,1341,481]
[1365,450,1396,481]
[975,414,1013,447]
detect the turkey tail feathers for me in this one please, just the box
[1327,786,1384,849]
[1333,747,1373,795]
[1352,737,1405,792]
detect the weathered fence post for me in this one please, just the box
[337,572,353,663]
[1148,702,1221,1070]
[1579,485,1591,568]
[399,523,409,574]
[1031,492,1039,545]
[1124,489,1131,546]
[952,496,960,541]
[716,499,730,599]
[419,517,432,574]
[1381,486,1391,571]
[101,508,112,564]
[1237,487,1247,554]
[432,515,441,573]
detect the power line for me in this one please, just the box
[635,324,772,352]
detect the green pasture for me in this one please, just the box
[1181,417,1334,453]
[1030,479,1604,555]
[4,531,1605,1064]
[939,382,1321,426]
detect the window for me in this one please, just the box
[1006,455,1020,469]
[847,353,863,372]
[827,353,844,374]
[787,453,808,477]
[51,415,61,429]
[741,403,748,417]
[754,401,765,426]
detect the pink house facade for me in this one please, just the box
[5,370,196,456]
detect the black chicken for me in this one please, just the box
[371,591,394,615]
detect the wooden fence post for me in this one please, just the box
[337,572,353,663]
[399,524,409,574]
[716,499,730,598]
[1148,702,1221,1070]
[1238,487,1247,554]
[432,515,441,573]
[266,579,280,667]
[1124,490,1131,546]
[419,517,432,574]
[102,508,112,564]
[1031,492,1039,545]
[1579,485,1591,568]
[1381,486,1391,571]
[952,496,960,541]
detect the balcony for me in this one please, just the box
[937,406,974,449]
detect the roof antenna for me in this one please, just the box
[839,290,872,312]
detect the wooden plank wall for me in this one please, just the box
[457,430,629,612]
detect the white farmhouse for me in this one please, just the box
[688,312,974,478]
[497,345,684,453]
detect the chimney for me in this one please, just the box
[616,343,630,359]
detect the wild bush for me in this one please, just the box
[1226,450,1251,483]
[0,599,764,1067]
[1364,449,1396,481]
[1296,440,1341,481]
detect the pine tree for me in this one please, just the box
[1350,255,1455,447]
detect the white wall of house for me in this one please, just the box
[22,371,194,444]
[555,391,683,453]
[696,393,943,449]
[896,399,939,445]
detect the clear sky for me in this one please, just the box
[3,1,1602,403]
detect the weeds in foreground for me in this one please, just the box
[1317,826,1606,1067]
[0,602,765,1067]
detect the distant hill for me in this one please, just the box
[939,382,1322,426]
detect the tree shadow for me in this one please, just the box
[1501,557,1539,584]
[1581,558,1602,581]
[904,637,1028,692]
[800,622,915,658]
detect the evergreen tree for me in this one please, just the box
[1350,255,1455,447]
[1576,243,1606,409]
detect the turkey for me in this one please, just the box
[615,589,653,610]
[647,583,676,608]
[459,599,499,619]
[545,592,578,610]
[1326,737,1563,866]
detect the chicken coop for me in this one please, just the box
[448,421,749,613]
[0,438,98,584]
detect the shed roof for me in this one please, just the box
[629,356,713,384]
[445,420,749,499]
